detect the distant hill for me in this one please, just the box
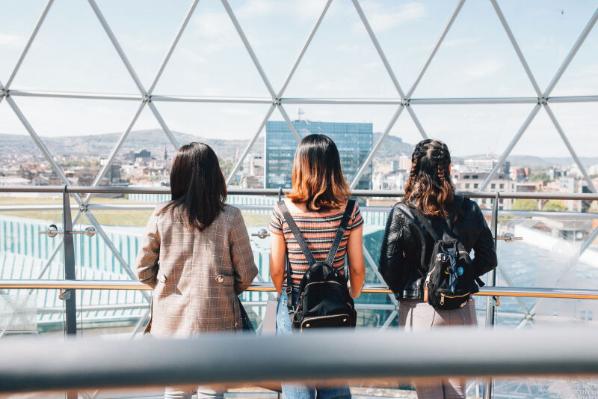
[372,133,413,157]
[460,154,598,168]
[2,130,595,169]
[0,130,254,161]
[0,130,410,160]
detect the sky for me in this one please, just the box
[0,0,597,158]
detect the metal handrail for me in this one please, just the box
[2,328,598,394]
[1,185,598,200]
[3,280,598,300]
[1,204,597,221]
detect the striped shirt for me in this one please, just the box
[269,199,364,289]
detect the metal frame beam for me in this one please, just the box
[5,0,55,89]
[6,91,598,105]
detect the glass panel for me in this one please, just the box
[495,199,598,328]
[0,289,64,338]
[230,0,329,91]
[499,0,598,92]
[494,378,598,399]
[0,0,47,81]
[413,0,537,97]
[153,0,271,98]
[551,14,598,97]
[0,101,53,186]
[0,196,65,284]
[282,0,399,98]
[155,101,274,187]
[95,0,192,89]
[15,97,144,186]
[75,289,147,338]
[11,0,140,93]
[548,103,598,174]
[414,104,534,158]
[363,0,461,91]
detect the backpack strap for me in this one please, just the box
[406,205,442,242]
[278,200,315,312]
[325,199,356,266]
[278,200,316,266]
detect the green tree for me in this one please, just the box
[530,172,550,182]
[543,200,567,212]
[512,199,538,211]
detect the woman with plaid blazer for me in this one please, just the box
[135,142,258,398]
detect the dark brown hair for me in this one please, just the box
[162,142,227,230]
[403,139,455,217]
[287,134,350,212]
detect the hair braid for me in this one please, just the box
[403,139,455,217]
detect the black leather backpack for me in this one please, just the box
[397,202,485,310]
[278,200,357,330]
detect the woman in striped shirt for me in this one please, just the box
[269,133,365,399]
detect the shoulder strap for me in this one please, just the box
[396,203,428,270]
[277,200,316,266]
[407,205,441,242]
[325,199,356,265]
[446,195,467,231]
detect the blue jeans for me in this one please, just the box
[164,387,224,398]
[276,291,352,399]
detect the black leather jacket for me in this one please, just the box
[379,196,497,300]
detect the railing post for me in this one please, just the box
[483,192,500,399]
[61,186,78,399]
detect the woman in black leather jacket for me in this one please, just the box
[379,139,497,399]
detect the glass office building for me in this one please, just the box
[265,120,373,189]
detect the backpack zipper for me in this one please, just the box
[304,280,344,289]
[440,292,471,306]
[300,313,351,330]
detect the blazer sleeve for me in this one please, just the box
[135,209,161,288]
[229,208,259,294]
[379,205,419,292]
[471,202,498,277]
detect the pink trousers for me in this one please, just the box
[398,299,478,399]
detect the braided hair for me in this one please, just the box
[403,139,455,217]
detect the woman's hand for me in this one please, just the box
[269,231,287,293]
[347,224,365,298]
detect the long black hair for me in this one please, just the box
[161,142,227,230]
[403,139,455,217]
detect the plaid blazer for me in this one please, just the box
[135,204,258,337]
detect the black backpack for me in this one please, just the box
[398,201,484,310]
[278,200,357,330]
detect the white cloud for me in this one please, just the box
[184,11,240,54]
[443,37,481,48]
[236,0,326,21]
[354,2,426,33]
[196,11,232,39]
[235,0,276,19]
[0,33,24,47]
[464,59,504,79]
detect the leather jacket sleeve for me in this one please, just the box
[470,201,498,277]
[379,205,421,292]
